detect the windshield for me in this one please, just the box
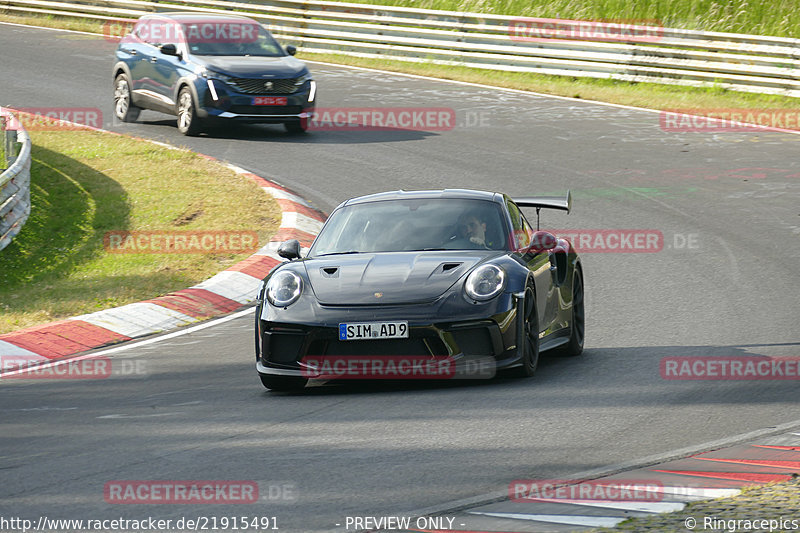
[182,22,285,57]
[309,198,510,256]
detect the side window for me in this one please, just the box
[506,200,534,250]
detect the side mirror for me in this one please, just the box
[160,43,180,57]
[277,239,301,260]
[285,45,297,56]
[527,231,557,253]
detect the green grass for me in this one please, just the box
[0,129,280,334]
[327,0,800,37]
[3,0,799,36]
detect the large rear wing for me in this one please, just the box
[513,191,571,229]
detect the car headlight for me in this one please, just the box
[266,270,303,307]
[464,264,505,301]
[294,72,313,87]
[197,67,236,84]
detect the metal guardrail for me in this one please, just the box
[0,111,32,252]
[2,0,800,97]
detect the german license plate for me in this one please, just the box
[339,322,409,340]
[253,96,287,105]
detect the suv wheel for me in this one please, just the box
[177,87,203,136]
[113,74,140,122]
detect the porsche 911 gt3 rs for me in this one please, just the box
[254,189,584,391]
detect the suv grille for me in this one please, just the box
[228,77,302,95]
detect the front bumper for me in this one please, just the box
[196,79,315,123]
[256,293,525,378]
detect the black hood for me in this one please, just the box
[303,251,497,305]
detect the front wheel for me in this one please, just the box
[515,285,539,377]
[556,269,584,357]
[176,87,203,136]
[259,374,308,391]
[113,74,140,122]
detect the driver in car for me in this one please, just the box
[456,212,494,248]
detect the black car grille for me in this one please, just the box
[228,105,303,116]
[229,77,302,95]
[308,336,449,358]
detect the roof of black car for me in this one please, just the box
[342,189,502,206]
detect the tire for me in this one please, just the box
[176,86,203,136]
[515,285,540,377]
[284,119,307,134]
[113,74,140,122]
[259,374,308,392]
[556,269,584,357]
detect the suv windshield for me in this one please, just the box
[182,22,285,57]
[310,198,509,256]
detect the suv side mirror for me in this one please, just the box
[277,239,301,260]
[285,45,297,56]
[160,43,180,58]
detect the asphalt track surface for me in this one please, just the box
[1,23,799,533]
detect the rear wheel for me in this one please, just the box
[515,285,539,377]
[556,270,584,357]
[177,87,202,136]
[113,74,140,122]
[259,374,308,391]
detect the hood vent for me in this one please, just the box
[439,262,462,273]
[321,267,339,278]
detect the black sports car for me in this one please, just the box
[254,189,584,391]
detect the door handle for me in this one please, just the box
[150,56,158,63]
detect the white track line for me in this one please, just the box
[468,511,625,528]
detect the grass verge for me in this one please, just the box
[324,0,800,38]
[591,476,800,531]
[0,128,280,334]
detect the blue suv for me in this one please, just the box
[112,13,316,135]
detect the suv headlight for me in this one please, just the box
[210,70,237,84]
[266,270,303,307]
[464,264,505,301]
[294,72,313,87]
[198,67,236,84]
